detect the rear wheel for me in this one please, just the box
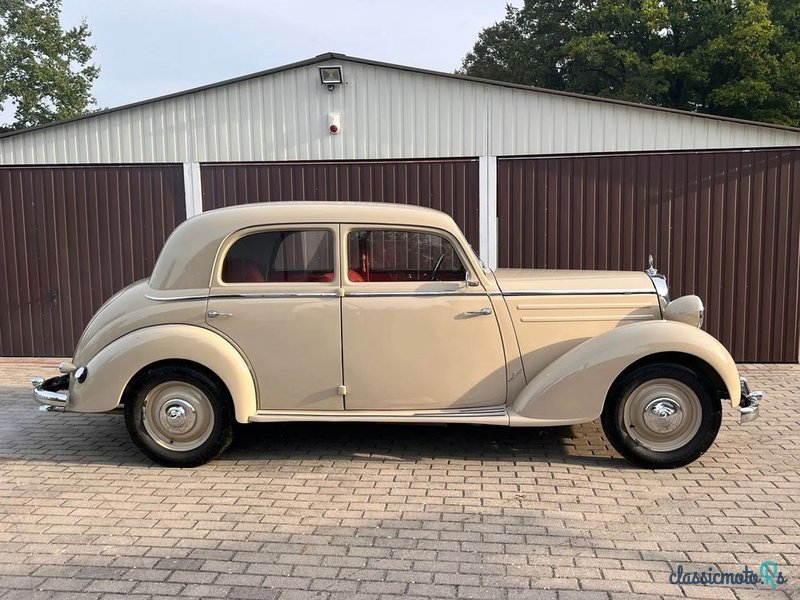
[601,363,722,469]
[124,366,233,467]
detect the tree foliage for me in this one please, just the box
[460,0,800,126]
[0,0,98,132]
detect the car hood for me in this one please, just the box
[492,268,656,295]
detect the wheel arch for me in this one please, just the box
[67,324,258,423]
[609,351,729,401]
[123,358,233,405]
[508,320,741,427]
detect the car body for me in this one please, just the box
[32,202,762,467]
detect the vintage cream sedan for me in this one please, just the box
[33,202,761,468]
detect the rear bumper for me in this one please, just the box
[32,374,69,412]
[739,376,762,423]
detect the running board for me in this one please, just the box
[248,405,509,425]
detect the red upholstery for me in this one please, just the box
[222,258,265,283]
[223,263,372,284]
[267,271,335,282]
[348,269,365,282]
[345,269,464,282]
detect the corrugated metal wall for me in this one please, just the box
[2,57,799,165]
[497,149,800,362]
[200,159,481,248]
[0,165,185,357]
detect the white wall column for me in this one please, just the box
[182,161,203,218]
[478,155,499,269]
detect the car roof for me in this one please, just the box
[199,201,454,225]
[149,201,467,291]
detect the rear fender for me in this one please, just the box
[508,320,740,426]
[67,324,257,423]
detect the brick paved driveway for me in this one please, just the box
[0,359,797,600]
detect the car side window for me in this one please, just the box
[347,229,466,283]
[222,229,335,283]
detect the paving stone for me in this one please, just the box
[0,360,797,599]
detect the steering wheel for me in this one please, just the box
[430,252,446,281]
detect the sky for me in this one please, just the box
[59,0,517,111]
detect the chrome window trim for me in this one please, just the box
[147,292,340,301]
[342,224,474,286]
[213,224,339,288]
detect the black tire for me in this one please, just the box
[124,365,234,467]
[601,362,722,469]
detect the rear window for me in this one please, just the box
[222,229,335,283]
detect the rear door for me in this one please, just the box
[206,226,343,411]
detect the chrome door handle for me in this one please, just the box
[465,308,492,316]
[207,310,232,319]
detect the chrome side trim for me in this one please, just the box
[344,290,487,298]
[426,405,507,417]
[519,315,653,323]
[248,405,509,424]
[495,289,656,296]
[146,293,208,302]
[516,302,654,310]
[148,289,657,301]
[212,292,341,299]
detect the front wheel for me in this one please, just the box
[124,366,233,467]
[601,363,722,469]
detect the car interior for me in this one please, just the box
[221,228,466,284]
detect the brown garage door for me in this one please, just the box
[200,159,480,248]
[0,165,185,357]
[498,149,800,363]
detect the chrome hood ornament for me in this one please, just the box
[645,254,658,276]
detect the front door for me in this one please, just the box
[341,226,507,411]
[206,226,343,410]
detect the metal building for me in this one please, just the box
[2,52,799,360]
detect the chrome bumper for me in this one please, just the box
[32,374,69,412]
[739,377,762,423]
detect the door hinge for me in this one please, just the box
[337,385,347,396]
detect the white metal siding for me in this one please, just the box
[1,59,799,165]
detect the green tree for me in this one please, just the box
[0,0,98,132]
[460,0,800,126]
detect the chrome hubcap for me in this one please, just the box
[622,379,702,452]
[643,398,683,433]
[142,382,214,451]
[160,400,196,434]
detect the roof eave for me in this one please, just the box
[2,51,799,140]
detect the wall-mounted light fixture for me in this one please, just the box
[319,65,343,91]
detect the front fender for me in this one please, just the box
[509,320,740,426]
[67,324,257,423]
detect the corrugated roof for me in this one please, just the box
[2,51,799,140]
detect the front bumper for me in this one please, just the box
[739,376,762,423]
[32,374,69,412]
